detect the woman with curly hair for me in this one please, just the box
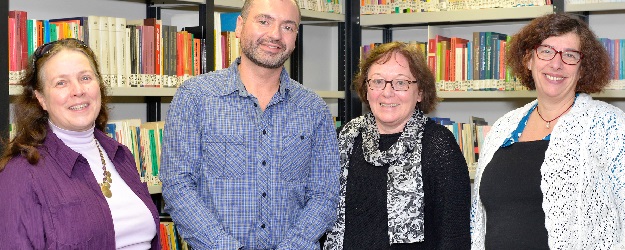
[471,13,625,249]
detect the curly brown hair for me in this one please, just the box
[353,41,438,113]
[0,38,109,171]
[506,13,611,93]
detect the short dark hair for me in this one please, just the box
[1,38,109,170]
[353,41,438,113]
[506,13,611,93]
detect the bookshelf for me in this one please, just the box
[348,1,625,179]
[360,6,554,26]
[4,0,347,198]
[8,85,345,99]
[565,2,625,12]
[351,0,625,123]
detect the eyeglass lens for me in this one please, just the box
[535,45,582,65]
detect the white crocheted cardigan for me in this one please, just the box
[470,94,625,250]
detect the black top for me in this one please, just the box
[342,119,471,250]
[479,140,550,250]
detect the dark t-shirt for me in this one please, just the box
[479,140,550,250]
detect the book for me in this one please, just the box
[8,10,27,71]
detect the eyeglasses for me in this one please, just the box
[366,78,417,91]
[32,38,88,69]
[534,45,583,65]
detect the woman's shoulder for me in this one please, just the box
[423,119,455,140]
[576,96,625,124]
[0,155,39,191]
[422,119,461,151]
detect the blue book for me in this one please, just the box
[220,12,240,32]
[105,123,117,140]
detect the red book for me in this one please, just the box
[9,10,27,71]
[144,18,162,75]
[186,32,193,76]
[427,38,436,78]
[142,25,154,75]
[176,31,184,76]
[194,38,200,75]
[8,17,17,72]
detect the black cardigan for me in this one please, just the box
[341,119,471,250]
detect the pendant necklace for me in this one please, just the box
[95,140,113,198]
[536,102,574,129]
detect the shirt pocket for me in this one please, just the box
[49,200,99,247]
[280,132,312,182]
[201,134,246,179]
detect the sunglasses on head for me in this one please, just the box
[31,38,88,69]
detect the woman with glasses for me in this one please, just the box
[471,13,625,249]
[324,42,471,249]
[0,38,160,249]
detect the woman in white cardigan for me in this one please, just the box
[470,13,625,249]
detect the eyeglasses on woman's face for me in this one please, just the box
[366,78,417,91]
[534,44,583,65]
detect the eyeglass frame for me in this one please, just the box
[365,78,418,91]
[533,44,584,65]
[31,38,89,71]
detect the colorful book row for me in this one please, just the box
[360,0,551,15]
[431,116,491,173]
[8,11,207,88]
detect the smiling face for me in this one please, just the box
[367,52,423,134]
[236,0,300,69]
[528,32,582,102]
[35,49,102,132]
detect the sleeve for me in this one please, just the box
[0,160,46,249]
[160,85,242,249]
[277,106,341,250]
[422,123,472,250]
[604,111,625,246]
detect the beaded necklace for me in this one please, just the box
[95,140,113,198]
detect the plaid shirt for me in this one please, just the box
[161,58,340,250]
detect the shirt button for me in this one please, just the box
[262,130,267,135]
[253,103,258,107]
[300,135,304,140]
[261,224,266,229]
[262,160,266,166]
[262,192,267,197]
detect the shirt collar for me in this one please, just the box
[221,57,293,100]
[43,126,123,177]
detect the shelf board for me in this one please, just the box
[214,0,343,22]
[300,9,344,22]
[9,85,345,99]
[108,87,178,96]
[565,2,625,12]
[9,85,20,96]
[214,0,244,9]
[148,184,162,194]
[316,90,345,99]
[11,85,624,99]
[438,90,537,99]
[437,89,625,99]
[360,6,554,26]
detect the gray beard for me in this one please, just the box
[241,40,292,69]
